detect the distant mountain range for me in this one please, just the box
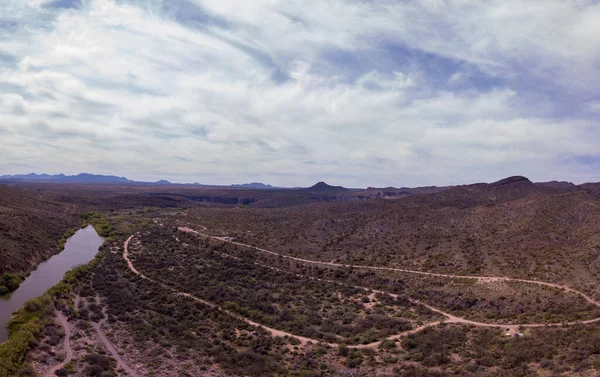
[229,182,276,189]
[0,173,136,184]
[0,173,280,189]
[2,173,594,197]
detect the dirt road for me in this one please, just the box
[125,235,449,348]
[92,295,141,377]
[124,236,316,346]
[119,227,600,353]
[177,226,600,329]
[125,233,513,349]
[45,311,73,377]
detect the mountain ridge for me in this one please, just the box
[2,173,598,195]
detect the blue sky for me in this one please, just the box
[0,0,599,187]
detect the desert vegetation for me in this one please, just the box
[177,187,600,302]
[0,185,80,282]
[129,227,431,345]
[3,178,600,376]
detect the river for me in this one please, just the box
[0,225,104,343]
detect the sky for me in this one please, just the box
[0,0,599,187]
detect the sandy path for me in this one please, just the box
[198,245,442,347]
[353,322,443,349]
[179,227,599,298]
[44,311,73,377]
[123,236,316,346]
[125,235,444,348]
[125,232,527,350]
[178,226,600,330]
[92,295,141,377]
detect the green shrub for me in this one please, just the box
[0,273,24,295]
[378,338,397,350]
[0,237,106,376]
[82,212,117,237]
[0,296,51,377]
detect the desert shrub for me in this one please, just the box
[82,212,117,238]
[379,339,397,350]
[0,296,51,377]
[0,273,23,294]
[83,353,117,376]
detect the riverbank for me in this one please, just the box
[0,274,23,296]
[0,212,122,376]
[0,186,82,293]
[0,212,116,297]
[0,226,105,341]
[0,226,82,297]
[0,260,98,377]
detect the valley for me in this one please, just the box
[2,177,600,376]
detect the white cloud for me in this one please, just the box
[0,0,598,187]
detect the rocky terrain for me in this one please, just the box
[3,177,600,376]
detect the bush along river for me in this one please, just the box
[0,225,104,343]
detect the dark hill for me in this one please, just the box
[306,182,349,193]
[536,181,577,191]
[414,175,538,208]
[0,185,80,277]
[490,175,533,187]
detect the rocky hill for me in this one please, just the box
[305,181,350,193]
[0,185,80,278]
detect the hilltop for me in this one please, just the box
[305,181,350,193]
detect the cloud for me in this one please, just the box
[0,0,598,187]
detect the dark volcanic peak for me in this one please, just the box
[490,176,533,186]
[307,181,349,192]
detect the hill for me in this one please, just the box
[0,185,80,286]
[184,176,600,293]
[305,181,349,193]
[535,180,578,191]
[5,176,600,376]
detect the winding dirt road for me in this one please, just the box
[45,311,72,377]
[125,235,444,348]
[92,296,141,377]
[120,225,600,352]
[177,226,600,331]
[124,236,317,346]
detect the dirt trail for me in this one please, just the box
[129,232,508,349]
[201,246,443,347]
[45,311,73,377]
[124,232,531,350]
[354,322,443,349]
[92,295,141,377]
[123,236,316,346]
[178,226,600,330]
[125,234,445,348]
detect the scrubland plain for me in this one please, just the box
[3,177,600,376]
